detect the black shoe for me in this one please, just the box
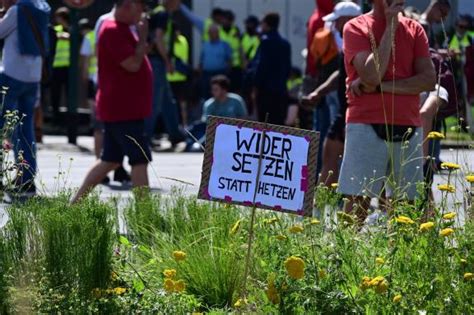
[113,166,131,183]
[101,176,110,185]
[169,132,187,146]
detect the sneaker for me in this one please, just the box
[113,166,131,183]
[101,176,110,185]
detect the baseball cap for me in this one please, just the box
[323,1,361,22]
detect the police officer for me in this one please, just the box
[51,7,70,125]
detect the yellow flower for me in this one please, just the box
[374,279,389,294]
[164,278,175,293]
[163,269,177,279]
[234,298,248,308]
[289,225,304,233]
[440,228,455,237]
[284,256,305,280]
[443,212,456,220]
[368,276,385,287]
[375,257,385,265]
[427,131,445,139]
[113,287,126,295]
[173,250,186,261]
[395,216,415,224]
[310,219,320,225]
[393,294,402,303]
[174,279,186,293]
[318,269,327,279]
[440,162,460,171]
[230,219,241,234]
[360,276,372,290]
[330,183,339,189]
[464,273,474,281]
[266,274,280,305]
[419,222,435,232]
[264,217,279,225]
[276,234,287,241]
[438,184,455,193]
[466,175,474,183]
[461,259,468,264]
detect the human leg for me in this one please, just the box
[318,137,344,186]
[71,161,120,203]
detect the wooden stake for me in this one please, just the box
[241,113,269,299]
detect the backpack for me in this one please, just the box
[430,49,459,120]
[310,28,339,67]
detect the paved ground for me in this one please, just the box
[0,135,472,228]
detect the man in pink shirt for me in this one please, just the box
[337,0,436,223]
[72,0,152,203]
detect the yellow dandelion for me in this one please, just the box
[375,279,389,294]
[368,276,385,287]
[330,183,338,189]
[284,256,305,280]
[173,250,186,261]
[375,257,385,265]
[443,212,456,220]
[440,228,455,237]
[461,259,468,264]
[393,294,402,303]
[438,184,455,193]
[464,273,474,281]
[419,222,435,232]
[113,287,126,295]
[395,216,415,224]
[289,225,304,233]
[360,276,372,290]
[266,275,280,305]
[440,162,460,171]
[427,131,445,139]
[163,269,177,279]
[234,298,248,308]
[310,219,320,225]
[164,278,175,293]
[276,234,287,241]
[174,279,186,293]
[466,175,474,183]
[230,219,241,234]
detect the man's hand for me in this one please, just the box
[384,0,403,31]
[137,16,149,43]
[349,78,377,96]
[300,89,322,109]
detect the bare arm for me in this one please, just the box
[301,70,340,108]
[380,57,436,95]
[352,3,402,87]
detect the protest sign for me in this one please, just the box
[198,116,319,216]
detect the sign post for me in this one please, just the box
[198,116,319,299]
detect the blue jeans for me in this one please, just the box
[313,98,331,176]
[145,57,182,141]
[0,74,39,186]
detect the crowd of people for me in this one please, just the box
[0,0,473,217]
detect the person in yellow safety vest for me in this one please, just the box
[51,7,70,125]
[167,25,190,126]
[449,16,473,54]
[220,10,242,92]
[241,15,260,69]
[179,4,226,41]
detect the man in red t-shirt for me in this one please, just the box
[72,0,152,203]
[337,0,436,223]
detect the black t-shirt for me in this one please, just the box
[337,53,347,117]
[148,10,175,58]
